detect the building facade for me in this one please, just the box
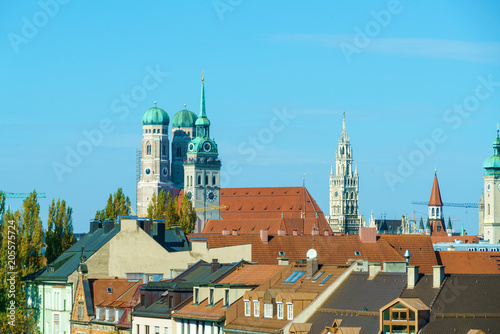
[328,113,362,234]
[482,126,500,244]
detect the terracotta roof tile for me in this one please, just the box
[92,279,141,308]
[173,298,226,320]
[379,235,438,273]
[436,251,500,274]
[431,235,481,244]
[219,265,284,285]
[428,173,443,206]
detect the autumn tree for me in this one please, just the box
[18,191,44,277]
[165,192,179,229]
[147,190,168,221]
[178,194,197,233]
[46,199,76,264]
[95,188,131,221]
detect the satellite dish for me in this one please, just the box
[306,249,317,259]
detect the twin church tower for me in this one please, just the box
[136,77,221,231]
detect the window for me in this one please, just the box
[177,147,181,157]
[153,129,156,134]
[354,251,361,256]
[107,287,113,294]
[224,289,229,307]
[194,288,199,305]
[283,270,306,284]
[165,328,169,334]
[137,325,139,334]
[244,300,250,316]
[146,326,150,334]
[162,144,166,156]
[209,289,214,306]
[197,175,201,185]
[488,204,490,215]
[77,302,84,321]
[146,144,151,155]
[311,271,325,283]
[320,274,333,286]
[277,302,283,319]
[205,175,208,185]
[155,326,160,334]
[264,303,273,318]
[287,303,293,320]
[437,224,441,232]
[212,175,216,186]
[253,300,260,317]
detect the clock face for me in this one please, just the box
[145,168,151,175]
[487,183,491,192]
[187,190,192,200]
[207,190,217,202]
[162,167,168,176]
[188,143,195,152]
[334,191,338,197]
[203,141,212,152]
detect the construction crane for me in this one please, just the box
[192,198,227,213]
[411,201,478,208]
[4,192,46,199]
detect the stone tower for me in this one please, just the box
[328,113,362,234]
[183,77,221,233]
[171,105,198,188]
[482,125,500,244]
[137,103,173,216]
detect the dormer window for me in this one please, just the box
[264,303,273,318]
[244,300,250,316]
[253,300,260,317]
[287,303,293,320]
[224,289,229,307]
[209,288,214,306]
[193,288,199,305]
[277,302,284,319]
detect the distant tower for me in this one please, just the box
[137,103,173,216]
[183,76,221,232]
[171,105,198,188]
[328,113,362,234]
[482,125,500,244]
[427,171,447,236]
[479,192,485,238]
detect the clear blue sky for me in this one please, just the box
[1,1,499,234]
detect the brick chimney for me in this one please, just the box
[306,257,319,279]
[359,227,377,243]
[407,266,419,289]
[222,229,230,236]
[211,259,220,273]
[312,228,319,236]
[292,229,298,236]
[260,230,269,244]
[324,230,330,236]
[277,229,286,236]
[368,262,381,279]
[433,265,445,288]
[232,229,238,236]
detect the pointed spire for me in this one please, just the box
[330,165,333,174]
[425,218,431,229]
[419,217,424,230]
[493,123,500,156]
[428,171,443,206]
[341,112,347,140]
[200,75,207,117]
[447,216,453,230]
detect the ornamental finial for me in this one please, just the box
[184,104,187,108]
[154,101,157,105]
[202,70,204,82]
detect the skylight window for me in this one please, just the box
[319,274,332,286]
[107,288,113,294]
[284,270,306,284]
[354,251,361,256]
[311,271,325,283]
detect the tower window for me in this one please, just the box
[153,129,156,134]
[197,175,201,185]
[177,147,181,157]
[432,208,435,216]
[488,204,490,215]
[212,175,216,186]
[190,175,193,186]
[205,175,208,185]
[149,129,151,133]
[437,224,441,232]
[146,144,151,155]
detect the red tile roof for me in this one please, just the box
[428,173,443,206]
[219,265,285,285]
[379,235,438,273]
[431,235,482,244]
[436,251,500,274]
[187,234,438,273]
[173,298,227,321]
[92,279,141,308]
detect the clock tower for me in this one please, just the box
[482,125,500,244]
[328,113,362,234]
[183,76,221,232]
[137,103,173,217]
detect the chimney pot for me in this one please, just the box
[222,229,230,236]
[407,266,419,289]
[292,229,298,236]
[232,229,238,236]
[368,262,381,279]
[277,229,286,236]
[260,229,268,244]
[433,265,445,288]
[277,257,289,266]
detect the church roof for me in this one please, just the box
[483,126,500,174]
[428,173,443,206]
[142,105,169,126]
[172,106,197,128]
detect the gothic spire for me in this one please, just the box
[341,112,347,141]
[428,171,443,207]
[200,75,206,118]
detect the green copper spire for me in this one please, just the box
[200,76,206,118]
[425,218,431,229]
[483,124,500,175]
[446,216,453,230]
[419,217,424,230]
[195,75,211,135]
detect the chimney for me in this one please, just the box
[260,230,268,244]
[89,219,100,233]
[211,259,220,273]
[277,229,286,236]
[277,257,289,266]
[292,229,298,236]
[359,227,377,243]
[324,230,330,236]
[232,229,238,236]
[312,228,319,236]
[306,257,319,279]
[103,219,114,234]
[152,221,166,245]
[407,266,419,289]
[433,265,445,288]
[368,262,381,279]
[222,229,230,236]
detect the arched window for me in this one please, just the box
[162,144,166,156]
[153,129,156,134]
[437,224,441,232]
[146,144,151,155]
[436,208,440,217]
[197,175,201,185]
[177,147,181,157]
[205,175,208,185]
[212,175,216,185]
[191,175,193,186]
[488,204,490,215]
[149,129,151,133]
[432,208,435,216]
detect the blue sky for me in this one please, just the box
[1,1,499,234]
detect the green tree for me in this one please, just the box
[46,199,76,264]
[178,194,197,233]
[94,188,131,221]
[165,192,179,229]
[146,190,167,221]
[147,192,157,220]
[18,191,44,277]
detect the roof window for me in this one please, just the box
[284,270,306,284]
[107,288,113,294]
[354,251,361,256]
[311,271,325,282]
[320,274,332,286]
